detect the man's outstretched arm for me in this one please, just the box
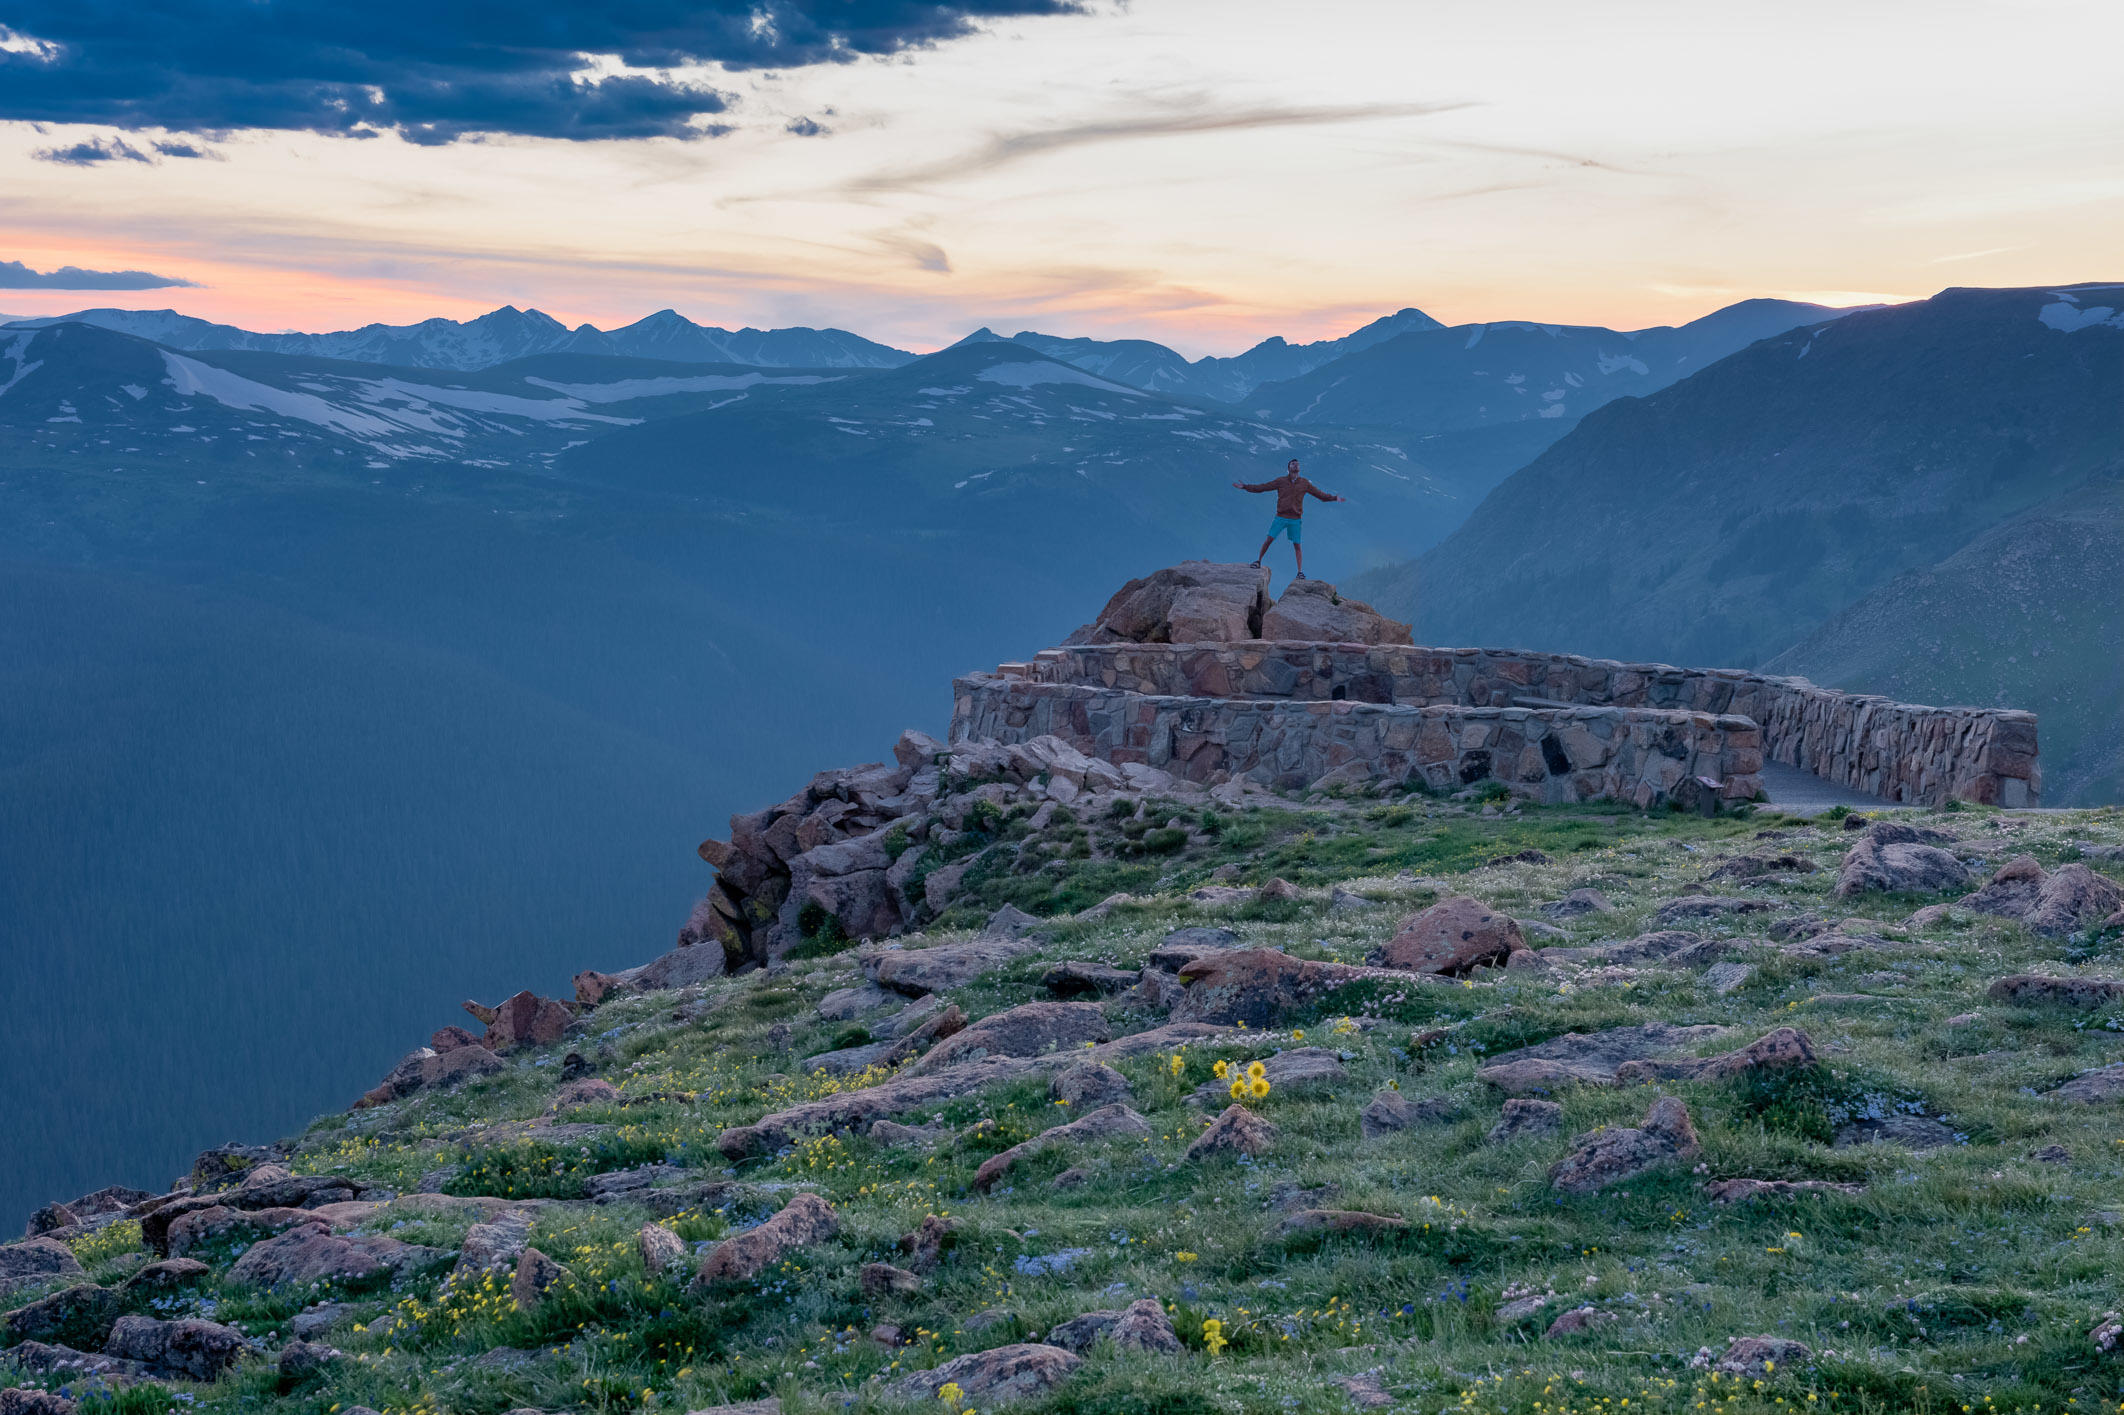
[1232,479,1277,492]
[1306,481,1346,503]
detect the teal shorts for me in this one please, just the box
[1267,516,1303,542]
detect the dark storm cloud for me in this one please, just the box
[34,135,152,164]
[0,258,197,288]
[0,2,1090,144]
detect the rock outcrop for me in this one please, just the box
[1834,822,1971,897]
[1258,579,1412,645]
[1065,561,1270,644]
[1960,857,2124,936]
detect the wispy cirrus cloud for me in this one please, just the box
[825,97,1476,198]
[0,258,198,289]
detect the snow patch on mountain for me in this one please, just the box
[974,361,1143,395]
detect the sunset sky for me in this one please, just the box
[2,0,2119,355]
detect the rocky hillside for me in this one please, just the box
[6,736,2124,1415]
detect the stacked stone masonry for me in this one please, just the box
[953,641,2038,807]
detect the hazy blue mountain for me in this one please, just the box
[552,337,1480,574]
[1247,298,1851,431]
[1348,283,2123,798]
[4,304,914,372]
[1010,306,1443,403]
[0,322,1468,1224]
[1764,475,2123,805]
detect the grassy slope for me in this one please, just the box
[13,793,2124,1415]
[1763,477,2124,806]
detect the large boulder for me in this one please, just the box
[1549,1097,1700,1194]
[1834,823,1971,898]
[0,1238,84,1297]
[1172,949,1412,1027]
[1986,974,2124,1008]
[103,1315,250,1382]
[1065,562,1270,644]
[1613,1027,1817,1083]
[864,912,1046,995]
[973,1104,1150,1192]
[1370,897,1524,975]
[888,1343,1082,1405]
[226,1224,437,1290]
[461,991,576,1052]
[1183,1104,1278,1161]
[1475,1023,1729,1093]
[1045,1298,1181,1354]
[2,1285,120,1349]
[1188,1047,1345,1105]
[907,1002,1110,1074]
[1960,857,2124,937]
[693,1194,838,1287]
[1259,579,1412,645]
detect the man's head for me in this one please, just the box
[1287,459,1301,476]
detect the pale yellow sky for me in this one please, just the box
[2,0,2119,354]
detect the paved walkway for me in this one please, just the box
[1757,760,1896,814]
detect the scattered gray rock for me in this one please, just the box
[888,1342,1082,1405]
[1487,1098,1563,1144]
[1550,1097,1700,1194]
[1832,1115,1958,1151]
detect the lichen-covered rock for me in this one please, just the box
[637,1224,688,1278]
[1275,1209,1409,1240]
[1183,1104,1278,1162]
[859,1262,921,1298]
[1834,823,1970,898]
[1986,974,2124,1008]
[1066,561,1270,645]
[1370,896,1524,975]
[0,1238,83,1296]
[1713,1335,1811,1376]
[121,1259,210,1294]
[694,1194,838,1286]
[909,1001,1110,1074]
[1960,857,2124,936]
[509,1248,568,1312]
[1040,960,1139,997]
[899,1215,957,1274]
[864,934,1041,996]
[227,1224,434,1290]
[1652,895,1776,927]
[888,1342,1083,1405]
[1613,1027,1817,1084]
[1487,1098,1564,1143]
[2050,1062,2124,1102]
[277,1340,342,1380]
[2,1285,119,1349]
[104,1314,250,1381]
[1549,1097,1700,1194]
[974,1105,1150,1192]
[1359,1090,1419,1138]
[1259,578,1412,646]
[167,1205,317,1258]
[1172,949,1412,1028]
[0,1388,78,1415]
[1050,1062,1132,1109]
[1477,1024,1730,1092]
[462,990,577,1052]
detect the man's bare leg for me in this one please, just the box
[1293,542,1305,579]
[1251,536,1274,568]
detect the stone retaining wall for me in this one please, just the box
[952,674,1765,807]
[996,642,2038,807]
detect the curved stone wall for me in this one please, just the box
[953,674,1764,807]
[970,640,2038,807]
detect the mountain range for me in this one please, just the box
[2,279,2115,1225]
[1349,282,2124,803]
